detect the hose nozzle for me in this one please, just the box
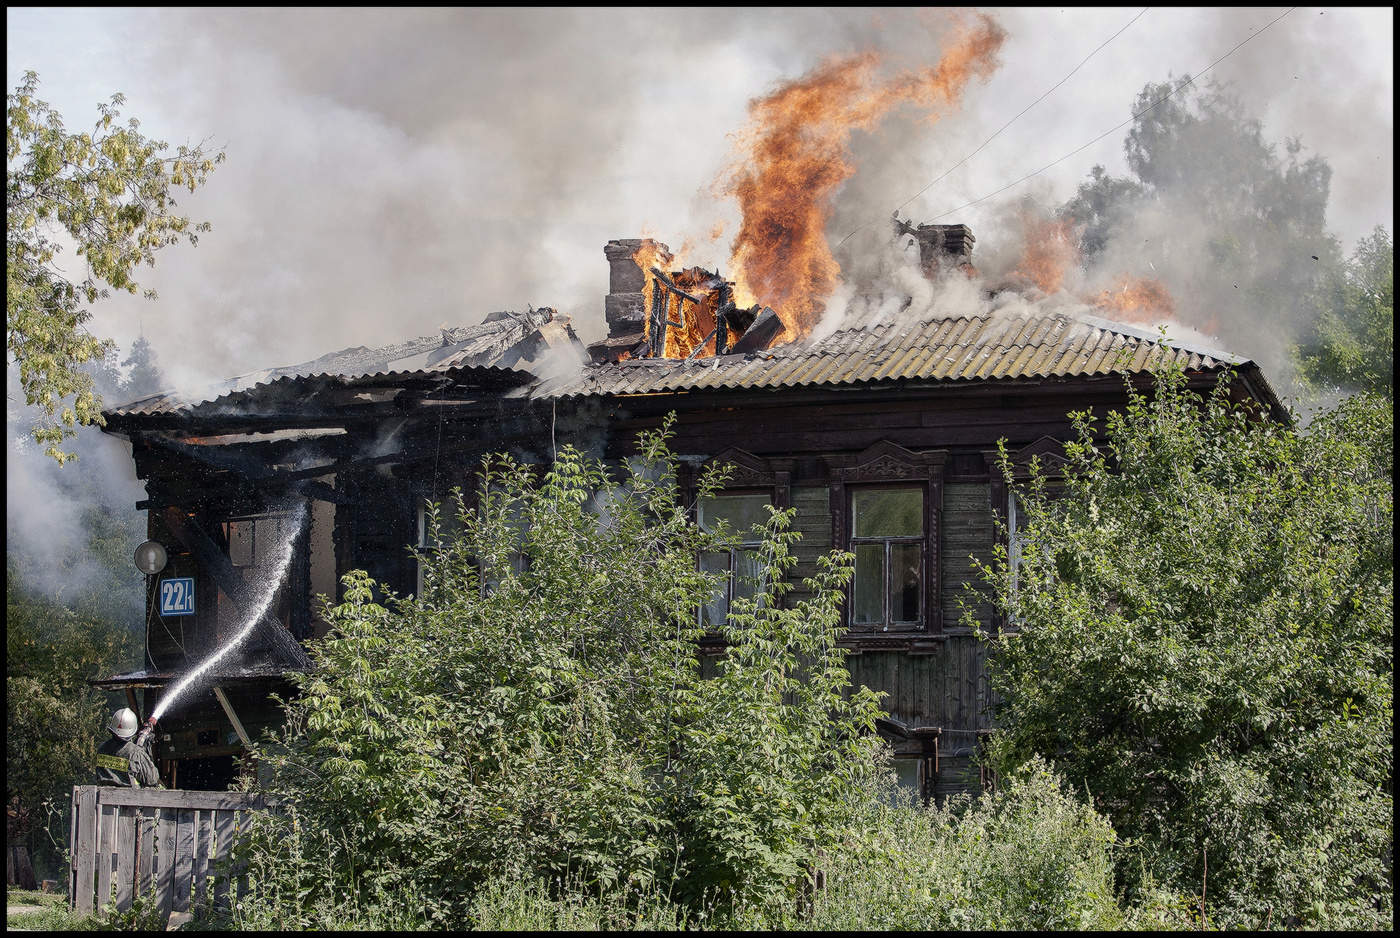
[134,716,158,748]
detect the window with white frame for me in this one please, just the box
[414,496,465,598]
[1007,490,1026,593]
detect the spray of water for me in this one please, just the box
[150,504,308,722]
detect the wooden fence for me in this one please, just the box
[68,786,275,924]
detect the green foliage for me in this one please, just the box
[794,758,1125,931]
[6,562,139,880]
[119,333,166,400]
[7,70,222,463]
[469,874,695,931]
[5,886,114,931]
[1297,225,1394,396]
[464,759,1127,931]
[974,366,1393,928]
[234,421,883,928]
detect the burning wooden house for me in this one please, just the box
[95,224,1282,798]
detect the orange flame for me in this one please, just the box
[631,242,731,359]
[1010,212,1080,295]
[632,239,673,341]
[724,14,1005,344]
[1092,276,1176,324]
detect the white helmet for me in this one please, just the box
[108,708,139,740]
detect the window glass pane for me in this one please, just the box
[733,548,763,604]
[419,497,466,548]
[893,758,921,795]
[226,520,254,567]
[699,494,771,536]
[852,543,885,625]
[699,551,730,627]
[853,489,923,537]
[890,542,921,623]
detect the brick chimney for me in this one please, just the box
[895,220,975,277]
[591,238,673,362]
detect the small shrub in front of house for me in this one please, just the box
[231,419,887,928]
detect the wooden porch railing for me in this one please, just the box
[68,786,275,924]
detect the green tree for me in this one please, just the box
[974,368,1393,928]
[119,333,166,401]
[1059,77,1341,379]
[6,560,139,880]
[7,70,223,463]
[235,422,885,928]
[1296,226,1394,396]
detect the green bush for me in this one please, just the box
[6,563,137,881]
[233,421,884,928]
[460,759,1128,931]
[794,758,1126,931]
[975,368,1393,929]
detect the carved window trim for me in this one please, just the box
[688,447,792,508]
[830,441,948,645]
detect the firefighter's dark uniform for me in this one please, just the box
[94,734,159,788]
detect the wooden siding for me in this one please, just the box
[940,482,997,632]
[787,485,832,604]
[845,636,993,731]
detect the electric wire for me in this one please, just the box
[835,6,1150,251]
[925,6,1297,222]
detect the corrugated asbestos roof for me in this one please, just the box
[105,311,1247,419]
[530,312,1246,399]
[106,363,531,418]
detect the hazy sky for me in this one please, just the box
[6,7,1393,394]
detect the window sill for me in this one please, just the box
[698,632,969,656]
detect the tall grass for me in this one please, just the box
[237,758,1131,931]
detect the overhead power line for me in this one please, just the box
[836,7,1150,251]
[925,6,1298,222]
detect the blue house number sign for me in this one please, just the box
[159,577,196,616]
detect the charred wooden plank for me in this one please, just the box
[684,328,720,361]
[728,307,783,354]
[649,267,704,306]
[161,510,314,671]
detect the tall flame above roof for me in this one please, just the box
[723,14,1006,344]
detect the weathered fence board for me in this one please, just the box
[95,803,116,910]
[211,810,235,911]
[191,810,213,916]
[114,807,136,908]
[172,809,196,913]
[136,807,155,899]
[69,786,276,927]
[155,808,177,917]
[72,787,98,915]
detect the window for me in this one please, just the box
[891,757,922,800]
[1007,491,1026,591]
[415,496,465,598]
[850,488,923,629]
[218,511,302,643]
[697,493,771,628]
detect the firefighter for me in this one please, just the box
[94,708,160,788]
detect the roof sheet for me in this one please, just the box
[106,363,531,418]
[531,312,1245,399]
[106,311,1248,420]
